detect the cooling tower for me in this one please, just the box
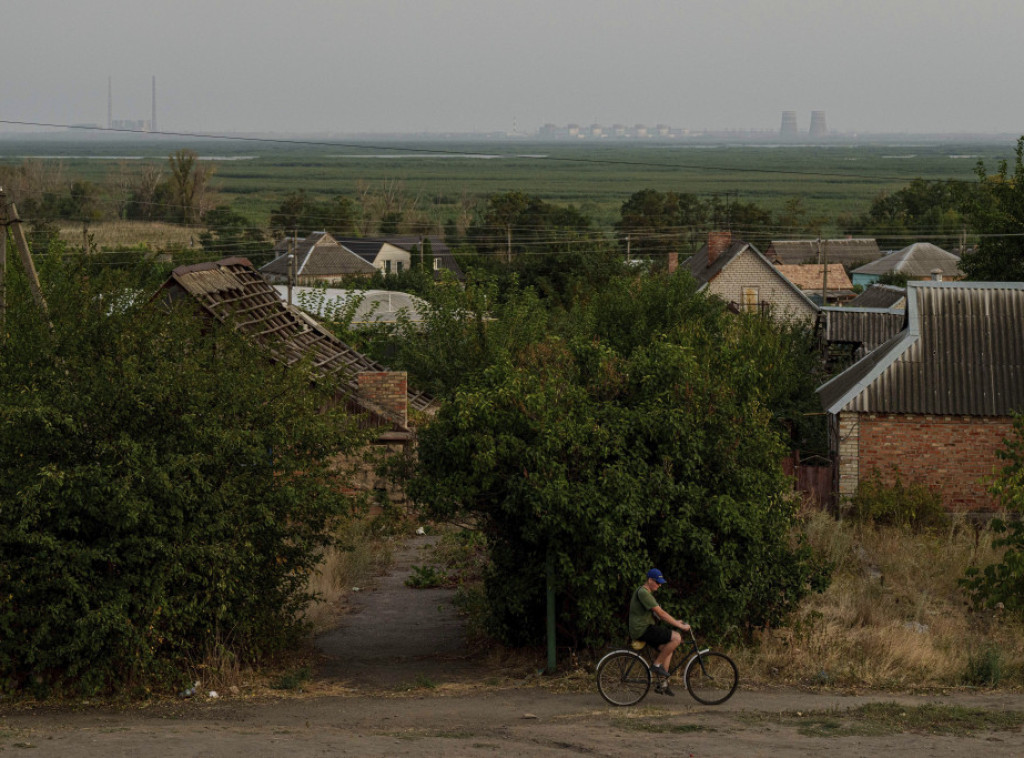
[809,110,827,138]
[780,111,798,138]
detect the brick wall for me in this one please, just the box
[838,412,1014,511]
[708,248,817,323]
[357,371,408,429]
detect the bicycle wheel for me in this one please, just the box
[596,650,652,706]
[683,651,738,705]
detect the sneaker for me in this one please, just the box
[654,682,676,697]
[651,664,669,678]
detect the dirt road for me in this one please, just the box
[3,535,1023,757]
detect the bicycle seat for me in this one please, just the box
[630,640,646,651]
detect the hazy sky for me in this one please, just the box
[3,0,1022,135]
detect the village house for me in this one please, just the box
[774,262,855,305]
[332,236,465,281]
[261,232,376,284]
[850,242,963,287]
[817,280,1024,512]
[765,238,882,269]
[678,231,818,322]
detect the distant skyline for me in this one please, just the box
[3,1,1023,137]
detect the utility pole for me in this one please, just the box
[287,231,296,305]
[506,224,512,265]
[626,234,631,262]
[1,194,7,334]
[0,187,48,317]
[419,238,424,270]
[820,235,829,305]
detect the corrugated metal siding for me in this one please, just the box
[823,308,905,354]
[844,284,1024,415]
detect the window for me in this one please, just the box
[433,258,440,271]
[397,261,404,273]
[742,287,759,313]
[384,260,392,274]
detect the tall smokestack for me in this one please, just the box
[151,76,157,132]
[107,77,112,130]
[780,111,798,138]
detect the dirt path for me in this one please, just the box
[314,532,481,689]
[4,536,1024,756]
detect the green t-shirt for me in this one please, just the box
[628,585,659,640]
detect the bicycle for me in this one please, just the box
[595,627,738,706]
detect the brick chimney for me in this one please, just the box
[357,371,408,428]
[707,231,732,267]
[666,252,678,274]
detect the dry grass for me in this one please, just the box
[731,511,1024,690]
[60,221,197,250]
[301,518,397,635]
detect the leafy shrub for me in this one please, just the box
[408,275,830,649]
[847,468,949,530]
[405,565,450,589]
[0,257,370,696]
[961,414,1024,615]
[964,645,1005,687]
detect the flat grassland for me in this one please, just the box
[1,135,1014,228]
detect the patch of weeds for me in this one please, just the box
[405,564,450,589]
[400,674,439,691]
[748,702,1024,738]
[431,730,475,738]
[613,719,711,734]
[270,666,311,691]
[965,645,1005,687]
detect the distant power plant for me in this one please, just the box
[108,76,157,132]
[780,110,828,138]
[809,110,827,137]
[780,111,798,137]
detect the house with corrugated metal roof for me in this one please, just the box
[333,236,465,281]
[817,281,1024,512]
[818,305,906,371]
[765,238,881,268]
[679,231,818,322]
[846,283,907,310]
[850,242,963,287]
[261,232,377,284]
[774,263,855,305]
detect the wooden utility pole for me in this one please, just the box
[820,236,829,305]
[0,187,48,316]
[1,194,7,334]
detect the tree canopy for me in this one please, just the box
[0,254,371,696]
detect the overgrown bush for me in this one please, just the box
[961,414,1024,614]
[408,275,830,649]
[847,468,949,530]
[0,255,370,696]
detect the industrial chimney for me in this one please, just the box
[151,76,157,132]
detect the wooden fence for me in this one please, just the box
[782,452,835,509]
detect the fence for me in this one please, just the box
[782,451,835,509]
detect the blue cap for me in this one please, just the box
[647,568,666,584]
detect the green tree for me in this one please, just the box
[616,189,705,262]
[406,274,827,648]
[0,257,371,696]
[199,205,269,264]
[269,191,357,238]
[167,149,215,224]
[961,414,1024,612]
[962,137,1024,281]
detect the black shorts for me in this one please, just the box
[638,625,672,648]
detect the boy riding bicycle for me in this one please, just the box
[628,568,690,695]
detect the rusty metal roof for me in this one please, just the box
[157,257,435,422]
[766,239,881,266]
[819,281,1024,416]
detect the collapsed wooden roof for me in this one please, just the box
[156,257,435,430]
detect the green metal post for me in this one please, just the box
[546,550,556,674]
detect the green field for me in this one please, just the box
[0,133,1015,229]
